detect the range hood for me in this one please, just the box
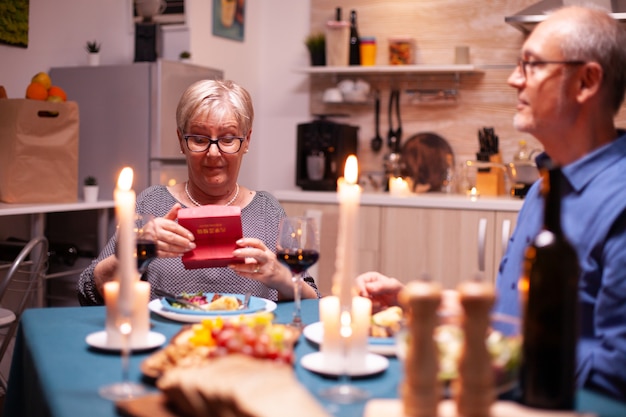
[505,0,626,33]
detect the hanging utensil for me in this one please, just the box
[387,89,402,152]
[370,91,383,152]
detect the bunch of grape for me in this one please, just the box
[187,313,295,364]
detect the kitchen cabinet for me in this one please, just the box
[379,206,517,288]
[279,195,519,295]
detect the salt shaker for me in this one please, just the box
[398,279,442,417]
[454,279,496,417]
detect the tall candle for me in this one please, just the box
[114,167,136,316]
[333,155,361,309]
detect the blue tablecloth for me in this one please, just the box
[3,299,626,417]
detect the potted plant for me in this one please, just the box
[85,40,101,66]
[179,51,191,62]
[83,176,99,203]
[305,33,326,66]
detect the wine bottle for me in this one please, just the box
[349,10,361,65]
[519,166,579,410]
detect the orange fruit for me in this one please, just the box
[25,82,48,100]
[47,86,67,101]
[31,72,52,90]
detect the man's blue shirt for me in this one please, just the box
[494,132,626,399]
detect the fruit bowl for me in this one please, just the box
[395,312,522,396]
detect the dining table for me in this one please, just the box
[3,298,626,417]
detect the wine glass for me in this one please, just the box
[135,214,157,280]
[276,216,320,329]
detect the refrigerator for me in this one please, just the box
[50,60,224,200]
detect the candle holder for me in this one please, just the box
[319,309,370,404]
[99,314,146,400]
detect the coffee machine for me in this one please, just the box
[296,117,359,191]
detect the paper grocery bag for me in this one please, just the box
[0,99,79,203]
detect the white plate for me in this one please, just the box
[148,297,277,323]
[303,321,398,356]
[85,331,166,351]
[300,352,389,377]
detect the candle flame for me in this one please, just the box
[117,167,134,191]
[344,155,358,185]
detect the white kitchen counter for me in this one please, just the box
[273,190,524,212]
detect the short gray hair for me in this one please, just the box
[558,6,626,114]
[176,79,254,135]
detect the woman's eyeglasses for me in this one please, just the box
[183,134,245,154]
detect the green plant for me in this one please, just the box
[305,33,325,54]
[85,40,101,53]
[179,50,191,59]
[84,176,97,186]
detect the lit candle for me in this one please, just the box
[104,280,150,346]
[389,176,410,196]
[114,167,136,316]
[333,155,361,310]
[468,186,480,201]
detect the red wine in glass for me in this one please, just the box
[276,249,320,274]
[276,217,320,329]
[137,239,157,273]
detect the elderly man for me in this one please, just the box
[356,5,626,400]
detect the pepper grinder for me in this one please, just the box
[398,279,442,417]
[454,279,496,417]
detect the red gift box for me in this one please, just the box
[178,205,244,269]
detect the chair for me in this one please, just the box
[0,236,48,391]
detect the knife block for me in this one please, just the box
[475,154,505,196]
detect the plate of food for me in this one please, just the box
[141,313,299,379]
[149,293,277,323]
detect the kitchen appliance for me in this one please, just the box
[50,60,223,200]
[296,117,358,191]
[505,0,626,32]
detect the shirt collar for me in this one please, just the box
[535,130,626,193]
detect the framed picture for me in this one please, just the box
[212,0,245,42]
[0,0,29,48]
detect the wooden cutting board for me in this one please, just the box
[364,399,597,417]
[116,394,180,417]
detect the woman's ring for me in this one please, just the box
[254,266,260,273]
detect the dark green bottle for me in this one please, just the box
[519,166,580,410]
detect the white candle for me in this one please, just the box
[104,280,150,346]
[389,176,410,196]
[319,295,342,368]
[333,155,361,310]
[349,296,372,369]
[114,167,136,316]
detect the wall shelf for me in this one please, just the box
[297,64,481,76]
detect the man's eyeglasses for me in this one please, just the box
[517,59,587,78]
[183,134,245,154]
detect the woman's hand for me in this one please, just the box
[355,271,404,312]
[147,203,196,257]
[229,237,317,300]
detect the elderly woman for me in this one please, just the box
[78,79,320,306]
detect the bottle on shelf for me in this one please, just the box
[519,166,580,410]
[349,10,361,66]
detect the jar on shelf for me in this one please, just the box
[389,37,414,65]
